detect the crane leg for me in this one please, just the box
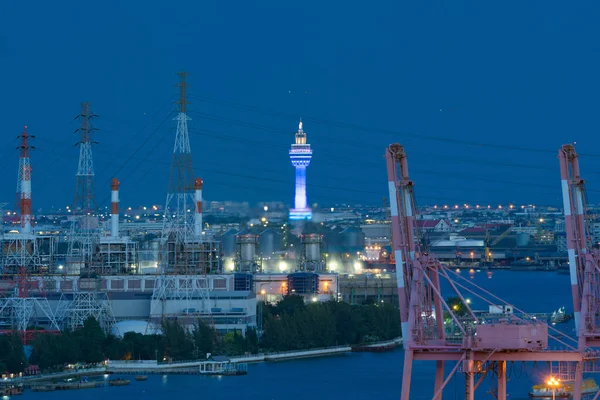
[401,349,413,400]
[573,362,583,400]
[433,361,444,400]
[497,361,507,400]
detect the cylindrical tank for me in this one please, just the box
[303,234,322,262]
[237,234,258,263]
[259,228,281,258]
[287,272,319,295]
[341,227,365,249]
[516,232,530,247]
[221,229,238,258]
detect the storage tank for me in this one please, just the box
[303,234,322,262]
[236,234,259,272]
[287,272,319,295]
[259,228,281,258]
[516,232,530,247]
[221,229,238,258]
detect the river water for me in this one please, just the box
[33,271,576,400]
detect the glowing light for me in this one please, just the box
[328,260,338,271]
[353,261,363,272]
[260,289,266,295]
[466,298,471,304]
[264,206,268,212]
[278,261,288,272]
[312,296,317,302]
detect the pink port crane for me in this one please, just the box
[558,144,600,400]
[386,143,586,400]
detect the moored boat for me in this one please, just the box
[109,378,131,386]
[134,375,148,381]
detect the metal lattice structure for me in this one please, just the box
[558,144,600,399]
[386,143,592,400]
[67,103,100,275]
[3,127,42,273]
[0,128,59,341]
[55,291,116,333]
[150,72,211,325]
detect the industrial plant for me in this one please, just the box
[0,73,586,357]
[0,72,342,342]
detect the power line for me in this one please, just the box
[189,94,600,158]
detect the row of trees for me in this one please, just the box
[260,296,401,351]
[4,295,400,373]
[26,318,259,372]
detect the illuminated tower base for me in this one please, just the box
[289,121,312,221]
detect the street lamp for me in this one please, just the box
[546,377,560,400]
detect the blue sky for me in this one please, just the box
[1,1,599,210]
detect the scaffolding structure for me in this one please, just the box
[92,238,138,275]
[55,291,116,333]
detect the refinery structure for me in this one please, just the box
[0,72,341,342]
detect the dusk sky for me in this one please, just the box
[2,1,600,210]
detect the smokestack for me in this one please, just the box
[18,126,33,234]
[111,178,120,238]
[194,178,203,237]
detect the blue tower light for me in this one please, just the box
[289,120,312,220]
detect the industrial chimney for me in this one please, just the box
[194,178,203,237]
[111,178,120,238]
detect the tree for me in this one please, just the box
[275,295,305,316]
[75,317,106,363]
[192,319,214,358]
[0,334,26,373]
[161,319,194,360]
[245,327,259,354]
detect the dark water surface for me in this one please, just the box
[34,271,576,400]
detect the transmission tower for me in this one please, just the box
[149,71,211,328]
[67,102,100,275]
[3,126,42,274]
[0,126,59,343]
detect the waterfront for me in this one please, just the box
[25,271,577,399]
[21,350,555,400]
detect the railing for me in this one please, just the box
[265,345,351,356]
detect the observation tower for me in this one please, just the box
[289,120,313,220]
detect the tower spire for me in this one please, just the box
[176,71,189,114]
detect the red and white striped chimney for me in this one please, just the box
[18,126,33,234]
[194,178,203,236]
[111,178,120,238]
